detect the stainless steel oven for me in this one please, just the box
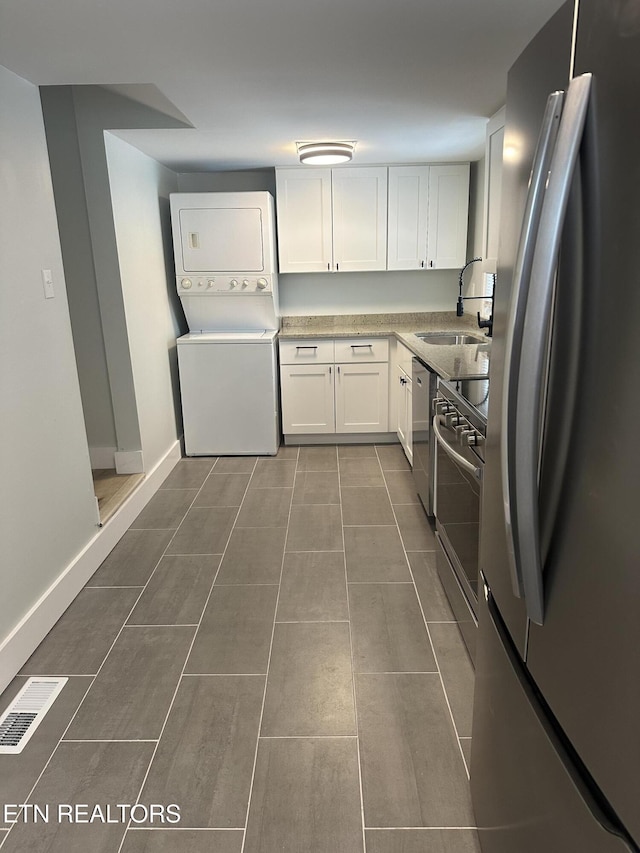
[433,378,488,663]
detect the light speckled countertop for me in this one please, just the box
[279,312,491,381]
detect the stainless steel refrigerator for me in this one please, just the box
[471,0,640,850]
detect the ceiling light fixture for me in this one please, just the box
[297,141,355,166]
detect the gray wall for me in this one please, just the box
[41,85,189,468]
[0,66,98,665]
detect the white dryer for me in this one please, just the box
[170,192,280,456]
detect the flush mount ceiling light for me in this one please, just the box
[297,141,356,165]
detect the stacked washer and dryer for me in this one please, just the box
[170,192,280,455]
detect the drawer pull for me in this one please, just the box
[295,345,318,350]
[350,344,373,349]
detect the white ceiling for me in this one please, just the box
[0,0,565,172]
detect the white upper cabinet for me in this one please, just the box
[331,167,388,271]
[276,163,469,273]
[275,169,333,273]
[483,107,506,272]
[426,164,470,269]
[387,166,430,270]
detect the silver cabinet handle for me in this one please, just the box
[514,73,592,626]
[501,89,565,600]
[433,416,482,481]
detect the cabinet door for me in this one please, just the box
[335,362,389,433]
[280,364,334,434]
[332,167,388,271]
[275,169,333,273]
[387,166,430,270]
[426,164,470,269]
[396,365,409,449]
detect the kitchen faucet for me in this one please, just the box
[456,257,494,337]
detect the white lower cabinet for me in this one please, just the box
[280,364,334,434]
[280,337,390,437]
[396,364,413,464]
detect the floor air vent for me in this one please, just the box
[0,677,67,754]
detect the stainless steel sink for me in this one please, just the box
[415,332,487,345]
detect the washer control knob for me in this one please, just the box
[256,277,268,290]
[229,279,238,289]
[181,278,192,290]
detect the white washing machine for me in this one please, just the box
[170,192,280,456]
[177,330,279,456]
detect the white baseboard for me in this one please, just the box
[89,446,117,469]
[114,449,144,474]
[0,440,181,694]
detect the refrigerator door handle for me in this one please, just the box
[500,90,565,600]
[514,73,592,626]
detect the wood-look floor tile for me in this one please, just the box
[356,673,475,827]
[249,459,297,488]
[338,457,384,487]
[292,471,340,505]
[121,830,244,852]
[20,587,140,675]
[186,585,278,674]
[166,506,237,555]
[88,529,174,586]
[130,489,198,529]
[244,738,364,853]
[66,626,194,740]
[261,622,355,736]
[286,504,343,551]
[139,676,264,828]
[297,445,338,472]
[409,552,455,621]
[344,526,411,583]
[365,829,481,853]
[383,470,419,504]
[0,741,154,853]
[235,488,292,527]
[160,459,216,490]
[395,504,436,550]
[341,487,395,526]
[127,555,220,625]
[214,456,257,474]
[193,473,251,507]
[277,552,348,622]
[337,444,377,458]
[349,584,436,673]
[375,444,411,471]
[0,676,92,828]
[215,527,286,584]
[429,623,475,737]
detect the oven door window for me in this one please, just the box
[435,420,482,599]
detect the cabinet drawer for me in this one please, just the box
[279,339,335,364]
[334,337,389,363]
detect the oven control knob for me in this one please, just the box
[229,279,238,289]
[444,411,462,427]
[207,279,215,289]
[256,277,268,290]
[243,279,250,288]
[181,278,192,290]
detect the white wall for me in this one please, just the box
[105,134,185,470]
[0,66,99,673]
[278,269,460,316]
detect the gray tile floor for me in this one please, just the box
[0,444,479,853]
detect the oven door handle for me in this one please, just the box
[432,416,482,481]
